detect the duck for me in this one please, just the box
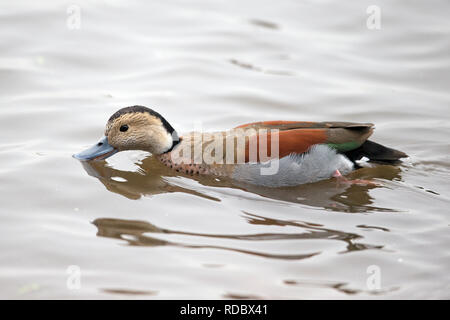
[74,105,407,187]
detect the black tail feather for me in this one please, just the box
[344,140,408,164]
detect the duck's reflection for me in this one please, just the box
[79,156,402,212]
[82,158,397,261]
[80,157,220,201]
[92,211,381,261]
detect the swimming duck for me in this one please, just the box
[74,105,407,186]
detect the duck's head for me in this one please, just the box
[74,105,179,161]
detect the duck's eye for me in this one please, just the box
[119,125,129,132]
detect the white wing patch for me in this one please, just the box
[232,144,354,187]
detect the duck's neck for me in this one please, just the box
[163,131,180,153]
[150,130,180,155]
[144,111,180,155]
